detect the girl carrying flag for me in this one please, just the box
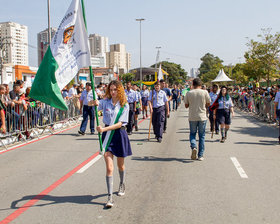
[92,80,132,208]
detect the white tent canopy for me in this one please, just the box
[211,69,233,82]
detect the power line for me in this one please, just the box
[161,51,200,61]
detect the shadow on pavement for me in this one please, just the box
[129,138,149,142]
[231,126,277,138]
[235,140,278,146]
[179,139,220,143]
[176,131,190,134]
[76,138,99,141]
[56,133,80,136]
[131,156,193,163]
[9,194,108,210]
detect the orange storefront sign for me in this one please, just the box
[14,65,36,81]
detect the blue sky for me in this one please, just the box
[1,0,280,73]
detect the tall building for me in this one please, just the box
[37,27,57,65]
[88,34,109,68]
[106,44,131,74]
[190,68,199,78]
[0,21,28,65]
[88,34,109,56]
[90,53,106,68]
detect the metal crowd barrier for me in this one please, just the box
[232,94,276,123]
[0,98,82,150]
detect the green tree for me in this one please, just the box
[231,63,248,84]
[119,73,135,84]
[245,28,280,86]
[198,53,224,83]
[199,53,223,77]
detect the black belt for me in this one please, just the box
[153,105,165,109]
[105,125,126,130]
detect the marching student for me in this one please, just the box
[125,82,136,135]
[160,79,172,133]
[140,85,149,119]
[171,84,180,111]
[93,80,132,208]
[133,84,142,131]
[213,86,235,143]
[148,81,169,143]
[78,82,95,135]
[209,84,219,135]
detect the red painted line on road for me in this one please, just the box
[0,124,80,156]
[0,115,150,223]
[138,115,150,125]
[0,151,100,224]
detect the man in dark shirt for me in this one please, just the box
[160,79,172,133]
[9,83,21,130]
[172,85,180,111]
[9,84,20,101]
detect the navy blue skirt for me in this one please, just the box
[142,97,148,106]
[102,128,132,157]
[216,109,231,125]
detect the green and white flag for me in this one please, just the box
[29,0,91,111]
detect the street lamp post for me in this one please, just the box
[135,18,145,85]
[47,0,51,45]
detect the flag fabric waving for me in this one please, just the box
[29,0,91,111]
[157,64,164,81]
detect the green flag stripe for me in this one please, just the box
[29,47,68,111]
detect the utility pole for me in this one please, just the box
[47,0,51,45]
[135,18,145,85]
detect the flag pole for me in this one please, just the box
[81,0,103,152]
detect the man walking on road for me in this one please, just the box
[160,79,172,133]
[78,82,95,135]
[184,78,210,161]
[209,84,219,134]
[125,82,137,135]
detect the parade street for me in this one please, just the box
[0,106,279,224]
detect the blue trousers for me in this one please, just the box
[173,99,178,110]
[152,106,165,138]
[80,105,95,133]
[126,103,135,133]
[189,120,207,157]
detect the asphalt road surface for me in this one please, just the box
[0,105,279,224]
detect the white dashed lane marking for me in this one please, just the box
[230,157,248,179]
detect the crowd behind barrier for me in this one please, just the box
[0,98,81,150]
[230,87,277,124]
[0,79,88,150]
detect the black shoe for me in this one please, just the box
[78,130,85,135]
[91,132,95,135]
[220,137,225,143]
[127,132,132,135]
[215,130,219,135]
[135,126,138,131]
[157,137,162,143]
